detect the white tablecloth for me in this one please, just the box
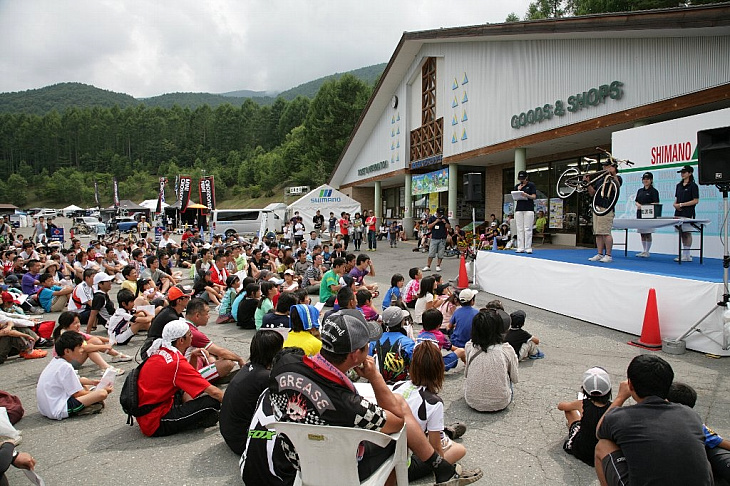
[612,218,710,231]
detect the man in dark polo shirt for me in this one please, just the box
[423,207,450,273]
[141,285,192,358]
[595,354,712,486]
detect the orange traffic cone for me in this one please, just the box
[628,288,662,350]
[457,255,469,289]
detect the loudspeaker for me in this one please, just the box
[463,173,483,202]
[698,126,730,185]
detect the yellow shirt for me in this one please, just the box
[283,331,322,356]
[121,279,137,295]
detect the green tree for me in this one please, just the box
[505,12,521,21]
[6,174,28,206]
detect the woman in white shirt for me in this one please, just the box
[413,276,438,324]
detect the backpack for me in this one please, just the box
[373,336,411,384]
[119,359,161,425]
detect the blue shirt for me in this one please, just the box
[38,285,62,312]
[450,306,480,348]
[231,291,246,321]
[382,286,402,310]
[21,272,40,295]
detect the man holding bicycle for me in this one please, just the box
[587,162,622,263]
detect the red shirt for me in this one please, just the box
[136,347,212,436]
[209,264,227,286]
[339,218,349,235]
[365,216,377,232]
[188,322,211,350]
[181,230,193,242]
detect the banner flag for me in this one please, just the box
[94,180,100,208]
[179,176,192,213]
[174,175,180,198]
[199,176,216,214]
[156,177,167,214]
[112,177,120,207]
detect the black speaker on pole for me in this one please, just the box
[463,173,483,202]
[698,126,730,186]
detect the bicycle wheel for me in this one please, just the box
[592,178,620,216]
[556,168,580,198]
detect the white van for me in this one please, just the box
[211,209,282,237]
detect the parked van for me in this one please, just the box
[211,209,282,237]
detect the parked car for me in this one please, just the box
[108,216,138,233]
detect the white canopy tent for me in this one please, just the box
[287,184,360,232]
[139,199,169,211]
[61,204,83,217]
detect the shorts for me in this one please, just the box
[67,396,86,416]
[592,211,615,236]
[199,362,220,382]
[563,420,581,452]
[428,238,446,259]
[443,351,459,371]
[602,450,629,486]
[359,441,396,481]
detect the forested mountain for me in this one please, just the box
[0,83,138,116]
[0,74,373,208]
[0,63,387,115]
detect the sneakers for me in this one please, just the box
[435,266,442,272]
[588,254,604,262]
[35,338,54,349]
[422,266,431,271]
[111,353,133,363]
[435,463,484,486]
[0,434,22,446]
[75,402,104,416]
[600,255,613,263]
[515,249,525,253]
[444,422,467,440]
[529,350,545,359]
[19,349,47,360]
[525,249,533,254]
[635,252,649,258]
[674,255,693,262]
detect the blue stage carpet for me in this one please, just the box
[499,248,724,283]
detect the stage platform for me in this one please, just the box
[475,248,730,355]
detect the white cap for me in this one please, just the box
[93,273,114,286]
[583,367,612,397]
[459,288,478,303]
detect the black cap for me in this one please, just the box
[677,165,694,173]
[642,172,653,180]
[517,170,528,179]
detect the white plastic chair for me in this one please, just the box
[267,421,409,486]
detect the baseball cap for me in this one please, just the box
[641,172,653,180]
[168,285,193,301]
[284,269,295,276]
[459,288,478,303]
[490,221,497,227]
[517,170,528,179]
[382,306,410,328]
[582,367,612,397]
[677,165,694,173]
[509,310,526,327]
[320,309,382,354]
[1,291,19,304]
[93,273,114,286]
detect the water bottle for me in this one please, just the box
[493,236,498,251]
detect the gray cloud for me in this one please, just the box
[0,0,531,98]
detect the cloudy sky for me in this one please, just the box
[0,0,532,98]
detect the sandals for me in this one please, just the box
[111,353,133,363]
[19,349,47,359]
[435,464,484,486]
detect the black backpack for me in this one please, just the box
[119,360,161,425]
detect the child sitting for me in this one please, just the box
[392,342,472,482]
[356,289,380,322]
[216,275,240,324]
[382,273,404,310]
[403,267,422,309]
[52,311,128,375]
[36,331,113,419]
[557,367,612,466]
[667,382,730,482]
[107,289,153,346]
[370,306,416,384]
[505,310,544,360]
[418,308,465,371]
[283,304,321,356]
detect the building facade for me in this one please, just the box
[329,5,730,246]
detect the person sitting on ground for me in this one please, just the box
[558,367,612,466]
[52,311,129,375]
[464,309,519,412]
[184,298,244,383]
[595,354,712,486]
[370,306,416,384]
[419,308,465,370]
[263,308,483,485]
[192,270,222,306]
[219,329,284,456]
[348,253,379,296]
[282,304,322,356]
[382,273,405,311]
[36,331,113,420]
[261,292,297,330]
[392,341,469,482]
[356,289,380,322]
[236,283,260,330]
[142,255,174,294]
[505,310,544,360]
[67,269,96,326]
[448,289,480,349]
[280,269,299,293]
[254,281,278,330]
[0,312,46,363]
[136,319,224,437]
[36,272,73,313]
[302,253,325,294]
[414,276,439,325]
[319,257,345,307]
[216,275,240,324]
[85,273,116,334]
[667,382,730,483]
[535,210,548,235]
[141,285,193,358]
[106,289,152,346]
[20,259,42,296]
[403,267,422,309]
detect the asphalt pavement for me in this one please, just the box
[2,231,729,485]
